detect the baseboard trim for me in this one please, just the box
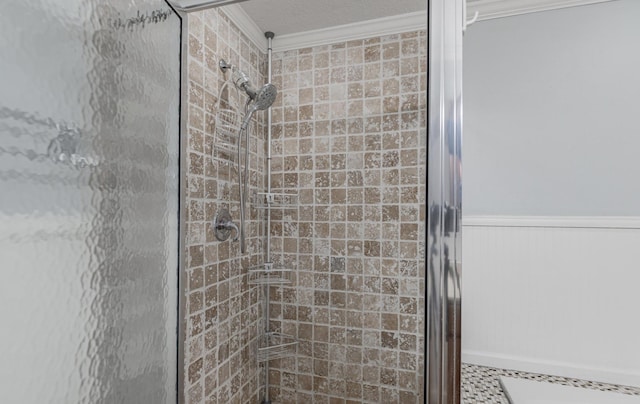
[462,351,640,388]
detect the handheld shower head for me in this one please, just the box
[217,59,277,255]
[240,83,277,130]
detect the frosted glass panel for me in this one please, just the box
[0,1,180,403]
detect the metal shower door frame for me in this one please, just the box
[425,0,463,403]
[172,3,188,404]
[171,0,465,402]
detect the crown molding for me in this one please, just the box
[468,0,617,21]
[223,0,618,55]
[221,4,268,53]
[462,215,640,229]
[272,11,427,53]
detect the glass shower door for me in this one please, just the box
[0,1,180,403]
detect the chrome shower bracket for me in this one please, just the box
[213,209,239,242]
[219,59,232,73]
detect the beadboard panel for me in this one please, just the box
[462,217,640,387]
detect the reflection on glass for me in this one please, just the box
[0,1,180,402]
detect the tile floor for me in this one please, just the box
[461,363,640,403]
[500,376,640,404]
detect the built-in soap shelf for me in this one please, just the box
[248,262,294,285]
[251,191,298,209]
[257,332,298,362]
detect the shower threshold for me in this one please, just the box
[500,376,640,404]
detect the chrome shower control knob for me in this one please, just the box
[212,209,239,242]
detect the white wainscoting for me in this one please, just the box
[462,216,640,387]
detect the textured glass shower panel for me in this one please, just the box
[0,1,180,403]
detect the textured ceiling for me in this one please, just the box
[239,0,426,36]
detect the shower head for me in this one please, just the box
[220,60,268,101]
[252,83,277,110]
[240,83,277,130]
[218,59,277,130]
[231,67,258,99]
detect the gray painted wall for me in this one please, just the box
[463,0,640,216]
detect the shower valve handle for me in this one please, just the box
[213,209,239,242]
[218,221,239,242]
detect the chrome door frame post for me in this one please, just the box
[169,3,187,404]
[425,0,463,402]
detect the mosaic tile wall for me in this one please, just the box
[266,31,428,403]
[184,10,268,404]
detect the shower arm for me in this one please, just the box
[219,59,232,73]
